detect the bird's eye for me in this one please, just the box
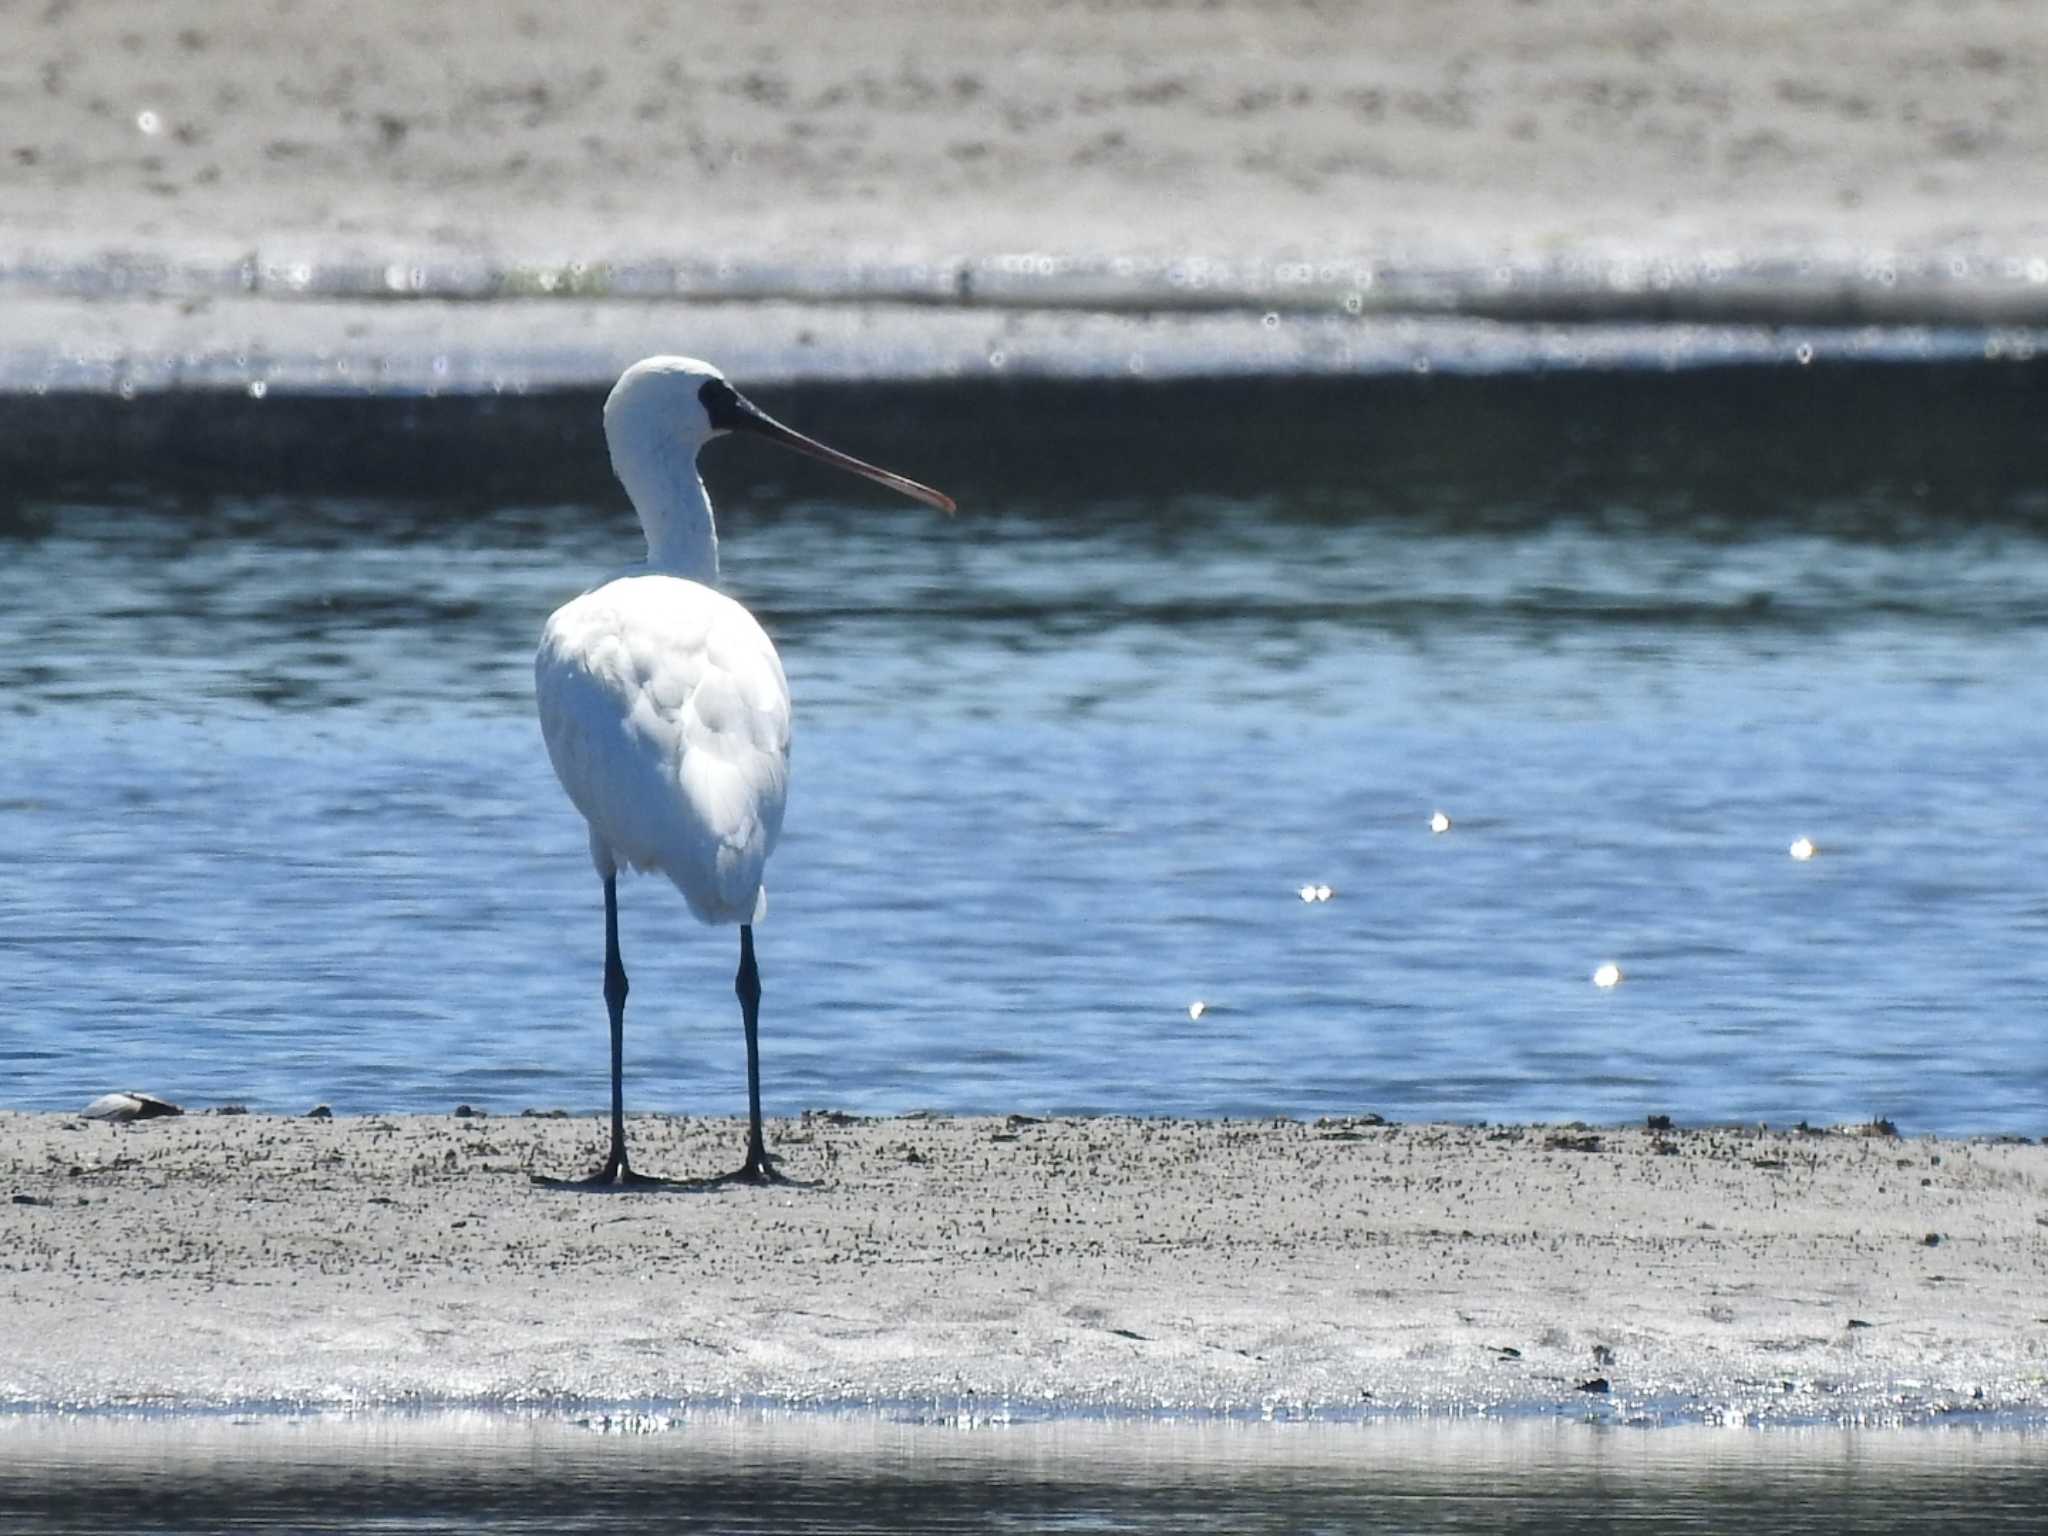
[698,377,746,431]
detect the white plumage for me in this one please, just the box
[538,574,789,925]
[532,356,951,1188]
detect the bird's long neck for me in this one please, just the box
[614,434,721,583]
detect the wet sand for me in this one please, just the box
[3,1110,2043,1420]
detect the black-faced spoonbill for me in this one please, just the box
[534,357,954,1187]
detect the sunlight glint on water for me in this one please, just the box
[1,394,2046,1132]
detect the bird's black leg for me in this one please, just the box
[726,924,786,1183]
[534,872,678,1190]
[599,871,631,1178]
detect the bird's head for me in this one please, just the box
[604,356,955,514]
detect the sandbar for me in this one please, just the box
[3,1110,2042,1422]
[6,1,2048,387]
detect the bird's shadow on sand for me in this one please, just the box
[527,1168,816,1194]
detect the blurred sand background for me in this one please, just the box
[4,0,2047,334]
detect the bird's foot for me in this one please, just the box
[692,1145,804,1189]
[531,1155,686,1192]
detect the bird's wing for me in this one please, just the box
[536,574,791,925]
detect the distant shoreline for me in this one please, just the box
[4,1109,2041,1421]
[8,2,2045,298]
[5,285,2046,400]
[13,246,2048,325]
[8,0,2047,390]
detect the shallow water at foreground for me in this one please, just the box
[4,1414,2047,1535]
[1,369,2045,1130]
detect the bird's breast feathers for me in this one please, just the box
[535,574,791,922]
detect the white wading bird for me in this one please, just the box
[534,357,954,1187]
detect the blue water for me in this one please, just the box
[3,376,2046,1131]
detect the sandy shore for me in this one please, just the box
[2,1110,2042,1420]
[5,0,2048,385]
[9,0,2046,271]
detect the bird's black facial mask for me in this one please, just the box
[696,377,956,514]
[697,377,755,434]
